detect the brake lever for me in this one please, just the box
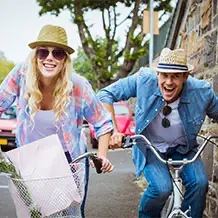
[121,136,134,148]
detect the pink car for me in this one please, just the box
[89,101,136,148]
[0,106,17,151]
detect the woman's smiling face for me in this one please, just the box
[157,72,189,104]
[36,46,66,79]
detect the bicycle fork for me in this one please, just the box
[168,169,192,218]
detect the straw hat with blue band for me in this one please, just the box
[28,24,74,54]
[151,48,194,73]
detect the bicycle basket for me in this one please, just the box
[8,163,85,218]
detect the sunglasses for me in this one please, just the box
[36,48,66,61]
[162,105,172,128]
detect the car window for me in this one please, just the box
[114,105,129,115]
[1,106,17,120]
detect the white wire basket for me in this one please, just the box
[8,163,85,218]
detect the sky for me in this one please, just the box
[0,0,174,65]
[0,0,132,64]
[0,0,96,64]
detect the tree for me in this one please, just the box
[36,0,173,88]
[73,47,97,89]
[73,37,120,89]
[0,52,15,84]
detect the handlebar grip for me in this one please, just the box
[211,118,218,123]
[121,136,133,148]
[92,156,103,174]
[121,136,126,144]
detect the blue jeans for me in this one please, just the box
[139,149,208,218]
[65,152,90,218]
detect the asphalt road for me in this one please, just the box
[0,175,17,218]
[85,148,142,218]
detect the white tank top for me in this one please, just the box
[26,110,68,151]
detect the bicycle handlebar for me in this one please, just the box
[122,134,218,166]
[69,152,103,174]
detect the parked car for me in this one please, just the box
[89,101,136,148]
[0,106,17,151]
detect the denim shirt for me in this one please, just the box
[97,67,218,178]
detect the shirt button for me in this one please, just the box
[138,128,140,131]
[147,120,149,122]
[155,109,158,111]
[162,99,164,101]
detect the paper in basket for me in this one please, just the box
[6,134,82,216]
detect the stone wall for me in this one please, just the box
[174,0,218,217]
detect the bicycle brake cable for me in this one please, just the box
[166,162,184,199]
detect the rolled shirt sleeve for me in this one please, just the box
[97,70,141,105]
[82,79,113,138]
[0,63,23,113]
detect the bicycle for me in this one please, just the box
[0,151,102,218]
[122,134,218,218]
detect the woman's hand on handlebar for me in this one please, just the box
[99,156,114,173]
[109,131,125,149]
[90,156,114,173]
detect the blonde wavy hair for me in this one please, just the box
[25,49,73,126]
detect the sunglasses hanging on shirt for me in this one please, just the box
[162,105,172,128]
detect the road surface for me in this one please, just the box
[86,148,143,218]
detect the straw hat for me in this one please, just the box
[151,48,194,73]
[28,24,74,54]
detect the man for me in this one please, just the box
[97,48,218,218]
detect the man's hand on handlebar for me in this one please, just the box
[109,131,125,149]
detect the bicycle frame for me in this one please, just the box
[166,167,191,218]
[123,134,218,218]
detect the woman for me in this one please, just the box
[0,24,114,217]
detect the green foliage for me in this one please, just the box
[37,0,172,15]
[92,37,120,83]
[0,54,15,84]
[73,47,98,89]
[153,0,173,13]
[73,37,120,90]
[37,0,134,14]
[37,0,73,16]
[124,47,147,61]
